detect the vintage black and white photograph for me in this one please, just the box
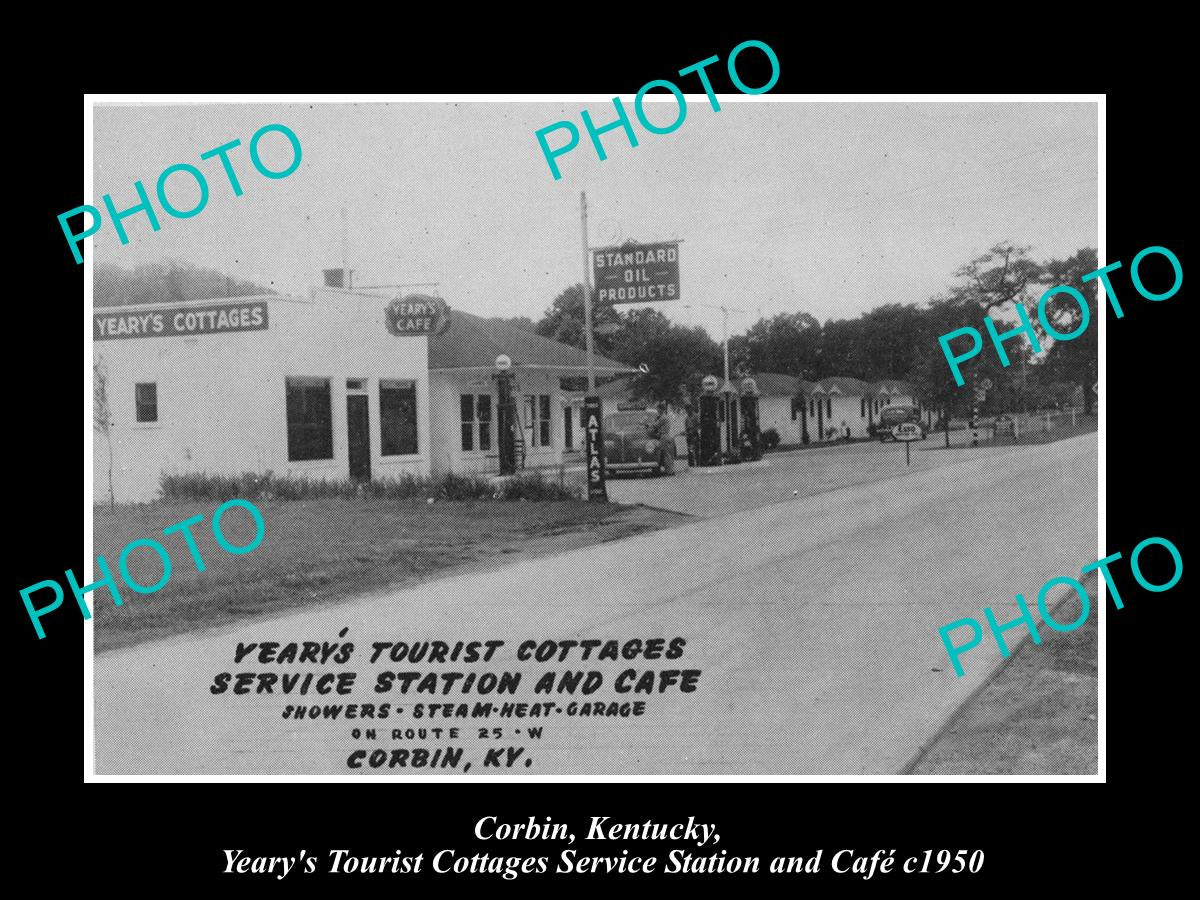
[84,97,1100,777]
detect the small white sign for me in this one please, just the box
[892,423,923,442]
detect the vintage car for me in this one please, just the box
[602,407,676,476]
[872,403,926,441]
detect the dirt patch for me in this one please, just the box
[907,575,1098,775]
[93,499,688,654]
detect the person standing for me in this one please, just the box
[652,402,675,475]
[684,404,699,467]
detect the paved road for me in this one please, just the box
[94,433,1097,776]
[607,435,1028,518]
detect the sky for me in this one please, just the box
[92,99,1097,341]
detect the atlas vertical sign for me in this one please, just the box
[592,241,680,304]
[584,396,607,501]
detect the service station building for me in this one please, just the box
[93,286,629,504]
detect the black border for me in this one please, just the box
[15,23,1186,894]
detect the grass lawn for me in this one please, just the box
[93,498,685,654]
[907,574,1098,775]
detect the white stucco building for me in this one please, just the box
[93,287,433,504]
[93,289,637,503]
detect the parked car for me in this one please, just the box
[602,407,675,476]
[873,404,926,441]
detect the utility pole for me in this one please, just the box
[722,305,730,385]
[580,191,595,393]
[341,206,352,290]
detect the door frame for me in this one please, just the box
[345,381,371,482]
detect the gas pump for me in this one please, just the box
[495,355,517,475]
[697,374,722,466]
[739,377,761,461]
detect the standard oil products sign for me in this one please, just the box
[593,241,680,304]
[94,301,269,340]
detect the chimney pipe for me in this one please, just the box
[323,268,352,289]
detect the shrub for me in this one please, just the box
[158,469,583,502]
[497,470,583,501]
[761,427,781,451]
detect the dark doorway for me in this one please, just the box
[347,394,370,481]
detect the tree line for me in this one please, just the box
[533,242,1097,415]
[91,245,1098,419]
[94,259,278,307]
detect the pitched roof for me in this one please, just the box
[429,310,628,371]
[816,376,873,396]
[749,372,800,397]
[592,376,634,399]
[871,379,916,396]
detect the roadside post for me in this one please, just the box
[584,395,607,502]
[892,422,922,465]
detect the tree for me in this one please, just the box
[612,309,722,404]
[94,259,278,307]
[1032,247,1099,413]
[94,355,115,508]
[814,317,867,380]
[534,283,621,357]
[731,311,821,378]
[492,315,536,332]
[912,296,978,446]
[951,242,1042,312]
[935,242,1049,417]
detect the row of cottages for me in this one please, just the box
[757,374,927,443]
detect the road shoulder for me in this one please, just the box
[905,575,1098,775]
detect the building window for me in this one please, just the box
[809,398,816,417]
[564,405,574,448]
[539,395,551,447]
[460,394,491,452]
[860,398,866,418]
[525,394,552,447]
[380,379,418,456]
[826,398,832,418]
[477,395,491,452]
[286,377,333,461]
[460,395,475,452]
[134,382,157,423]
[790,398,799,421]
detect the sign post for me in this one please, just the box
[892,422,922,465]
[584,396,607,502]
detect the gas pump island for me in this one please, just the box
[738,377,762,462]
[694,374,762,466]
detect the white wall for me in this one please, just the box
[93,289,431,504]
[824,395,867,439]
[759,396,802,443]
[429,369,568,474]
